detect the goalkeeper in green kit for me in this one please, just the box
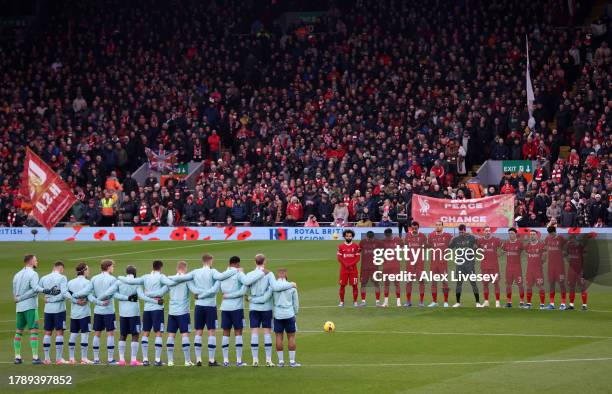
[12,255,61,364]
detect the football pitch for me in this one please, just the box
[1,240,612,393]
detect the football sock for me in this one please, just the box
[539,290,545,304]
[289,350,296,363]
[43,334,51,360]
[131,341,139,362]
[277,351,284,364]
[182,336,190,363]
[527,289,533,303]
[222,336,229,362]
[339,285,346,303]
[69,333,77,360]
[154,336,162,362]
[30,332,39,359]
[141,337,149,360]
[581,291,587,305]
[264,334,272,362]
[352,285,358,302]
[194,335,202,362]
[166,336,174,363]
[208,336,216,362]
[56,336,64,360]
[80,333,89,360]
[235,335,243,363]
[107,336,114,361]
[406,283,412,303]
[119,340,126,361]
[14,332,22,358]
[92,335,100,360]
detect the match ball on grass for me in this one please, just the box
[323,321,335,333]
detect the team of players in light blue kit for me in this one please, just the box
[12,253,300,367]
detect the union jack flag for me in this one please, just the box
[145,147,178,173]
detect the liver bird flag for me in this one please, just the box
[20,148,77,230]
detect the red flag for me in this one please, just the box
[20,148,77,230]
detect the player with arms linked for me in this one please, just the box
[359,231,381,306]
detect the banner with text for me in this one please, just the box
[411,194,515,227]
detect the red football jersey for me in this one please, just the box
[544,235,566,265]
[428,231,452,263]
[359,238,379,271]
[337,242,361,271]
[404,231,427,264]
[502,239,523,268]
[380,236,402,265]
[525,241,546,270]
[477,236,502,268]
[567,240,585,270]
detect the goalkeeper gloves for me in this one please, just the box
[128,294,138,302]
[156,298,164,306]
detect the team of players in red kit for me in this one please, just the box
[336,222,590,311]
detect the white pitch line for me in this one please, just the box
[303,357,612,367]
[1,357,610,366]
[69,240,242,260]
[299,330,612,339]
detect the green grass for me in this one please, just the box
[0,240,611,393]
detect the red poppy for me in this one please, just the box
[94,229,108,240]
[108,233,116,241]
[471,227,485,235]
[275,228,287,240]
[224,226,236,240]
[148,237,160,241]
[568,227,581,234]
[237,231,251,240]
[201,236,212,241]
[132,236,143,241]
[171,227,187,240]
[134,226,158,235]
[185,229,199,240]
[65,237,76,242]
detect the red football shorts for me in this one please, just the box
[481,266,499,282]
[505,264,523,286]
[430,261,448,277]
[547,263,566,284]
[567,266,585,288]
[360,269,378,285]
[383,263,401,281]
[406,261,424,275]
[526,268,544,287]
[339,268,358,286]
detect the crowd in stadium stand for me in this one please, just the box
[0,0,610,228]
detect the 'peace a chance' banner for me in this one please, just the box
[412,194,515,227]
